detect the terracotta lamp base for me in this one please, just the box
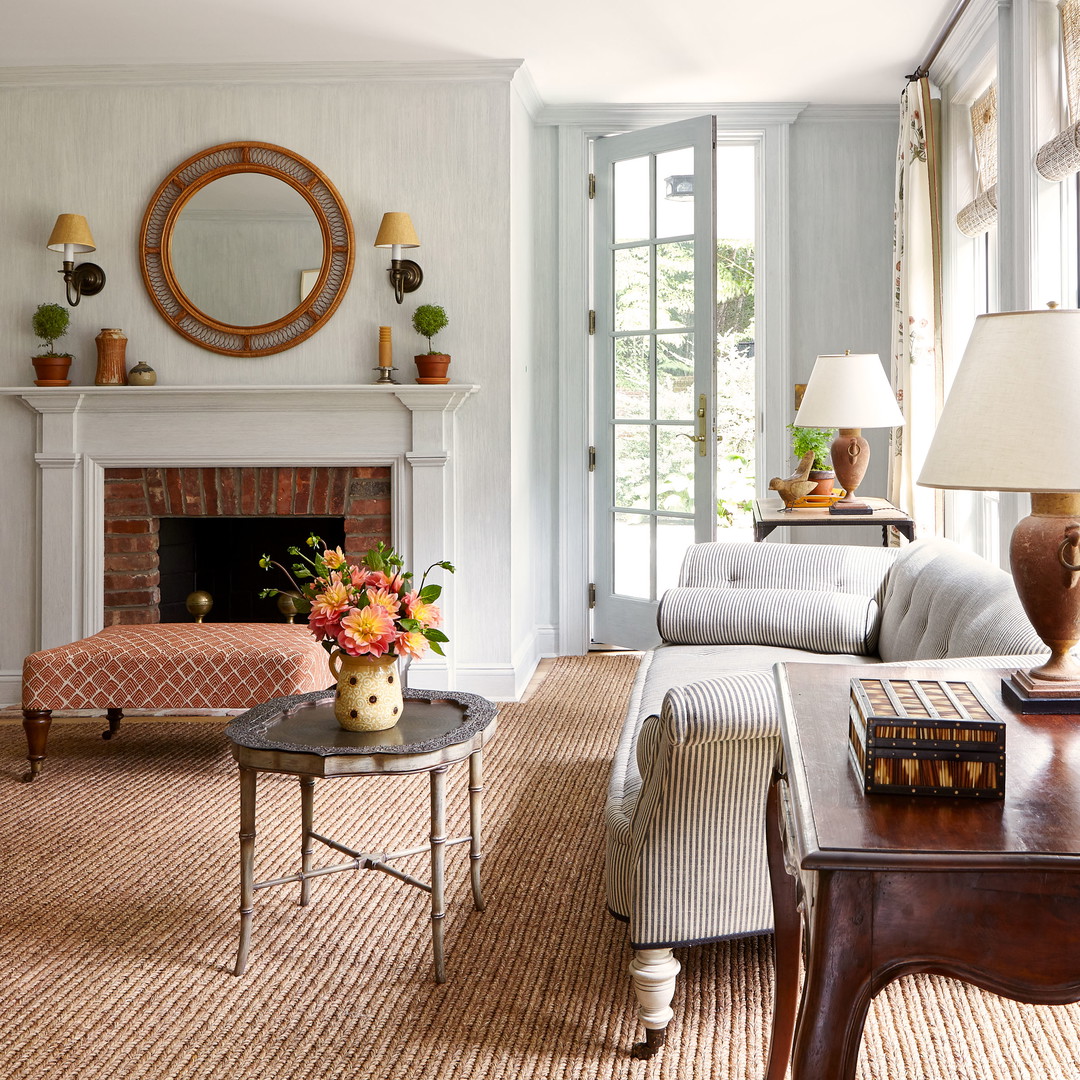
[828,428,874,515]
[1002,492,1080,713]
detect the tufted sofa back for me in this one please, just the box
[877,537,1044,661]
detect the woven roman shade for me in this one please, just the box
[1036,0,1080,180]
[956,82,998,236]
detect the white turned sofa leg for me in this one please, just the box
[628,947,681,1059]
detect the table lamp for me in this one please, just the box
[918,308,1080,711]
[792,351,905,514]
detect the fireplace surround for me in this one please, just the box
[10,384,476,689]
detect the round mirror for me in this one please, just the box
[140,142,354,356]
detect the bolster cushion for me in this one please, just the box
[657,586,880,655]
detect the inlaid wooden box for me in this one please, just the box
[848,676,1006,799]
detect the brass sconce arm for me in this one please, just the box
[60,260,107,307]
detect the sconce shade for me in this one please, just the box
[373,212,420,249]
[792,353,905,430]
[47,214,96,253]
[918,309,1080,492]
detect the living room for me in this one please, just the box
[4,1,1080,1078]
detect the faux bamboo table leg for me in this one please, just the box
[429,764,448,983]
[299,776,315,907]
[233,766,258,976]
[468,749,485,911]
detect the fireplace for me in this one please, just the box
[10,384,477,689]
[103,466,390,624]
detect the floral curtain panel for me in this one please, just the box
[890,76,943,538]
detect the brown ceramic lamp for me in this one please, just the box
[792,352,905,514]
[918,307,1080,711]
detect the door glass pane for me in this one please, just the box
[656,241,694,328]
[656,333,694,420]
[656,517,696,595]
[656,147,695,239]
[656,427,694,513]
[613,425,651,509]
[614,336,651,419]
[715,142,757,540]
[613,513,650,598]
[614,246,651,332]
[614,156,650,243]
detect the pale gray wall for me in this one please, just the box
[787,111,897,542]
[0,72,542,687]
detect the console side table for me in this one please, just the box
[765,662,1080,1080]
[752,496,915,545]
[225,686,498,983]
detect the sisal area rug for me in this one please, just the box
[1,653,1078,1079]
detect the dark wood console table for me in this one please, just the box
[766,662,1080,1080]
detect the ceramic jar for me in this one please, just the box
[127,361,157,386]
[328,651,403,731]
[94,329,128,385]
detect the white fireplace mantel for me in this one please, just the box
[4,384,478,689]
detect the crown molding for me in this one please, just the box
[927,0,997,90]
[0,59,525,89]
[511,63,544,120]
[796,103,899,122]
[534,101,808,128]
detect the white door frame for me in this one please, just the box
[550,104,804,655]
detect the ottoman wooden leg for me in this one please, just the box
[102,708,124,741]
[21,709,53,782]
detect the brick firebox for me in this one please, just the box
[103,466,392,625]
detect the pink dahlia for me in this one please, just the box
[322,546,347,571]
[366,587,401,618]
[339,605,396,656]
[404,592,442,629]
[395,630,429,659]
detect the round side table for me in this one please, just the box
[224,685,498,983]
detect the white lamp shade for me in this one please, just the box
[792,353,905,429]
[373,212,419,249]
[47,213,96,253]
[918,309,1080,492]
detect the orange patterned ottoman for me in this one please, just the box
[20,624,330,781]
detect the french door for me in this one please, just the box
[591,115,717,649]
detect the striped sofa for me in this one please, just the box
[604,537,1046,1057]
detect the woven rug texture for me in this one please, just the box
[2,652,1079,1079]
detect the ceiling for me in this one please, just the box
[4,0,957,105]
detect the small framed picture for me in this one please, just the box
[299,269,320,302]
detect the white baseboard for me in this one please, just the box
[0,672,19,708]
[536,624,558,657]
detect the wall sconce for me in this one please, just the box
[47,214,106,306]
[663,175,694,201]
[373,212,422,304]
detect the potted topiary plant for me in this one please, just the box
[788,423,837,496]
[411,303,451,383]
[31,302,74,386]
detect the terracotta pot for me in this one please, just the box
[31,354,73,386]
[328,651,403,731]
[414,352,451,384]
[808,470,836,496]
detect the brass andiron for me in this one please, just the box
[276,592,301,623]
[186,590,213,623]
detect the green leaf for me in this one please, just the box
[398,618,421,632]
[428,641,446,657]
[419,584,442,603]
[424,628,449,643]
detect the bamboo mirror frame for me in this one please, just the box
[139,141,355,357]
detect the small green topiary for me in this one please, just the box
[32,302,72,357]
[411,304,449,354]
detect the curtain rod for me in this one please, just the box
[907,0,974,80]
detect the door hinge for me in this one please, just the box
[588,445,596,472]
[588,173,596,199]
[588,309,596,335]
[588,583,597,608]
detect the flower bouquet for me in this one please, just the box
[259,536,453,731]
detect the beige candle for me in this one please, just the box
[378,326,392,368]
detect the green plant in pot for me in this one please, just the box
[31,302,74,386]
[411,303,451,384]
[788,422,837,496]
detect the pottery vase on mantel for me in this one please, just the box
[94,328,128,385]
[328,651,403,731]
